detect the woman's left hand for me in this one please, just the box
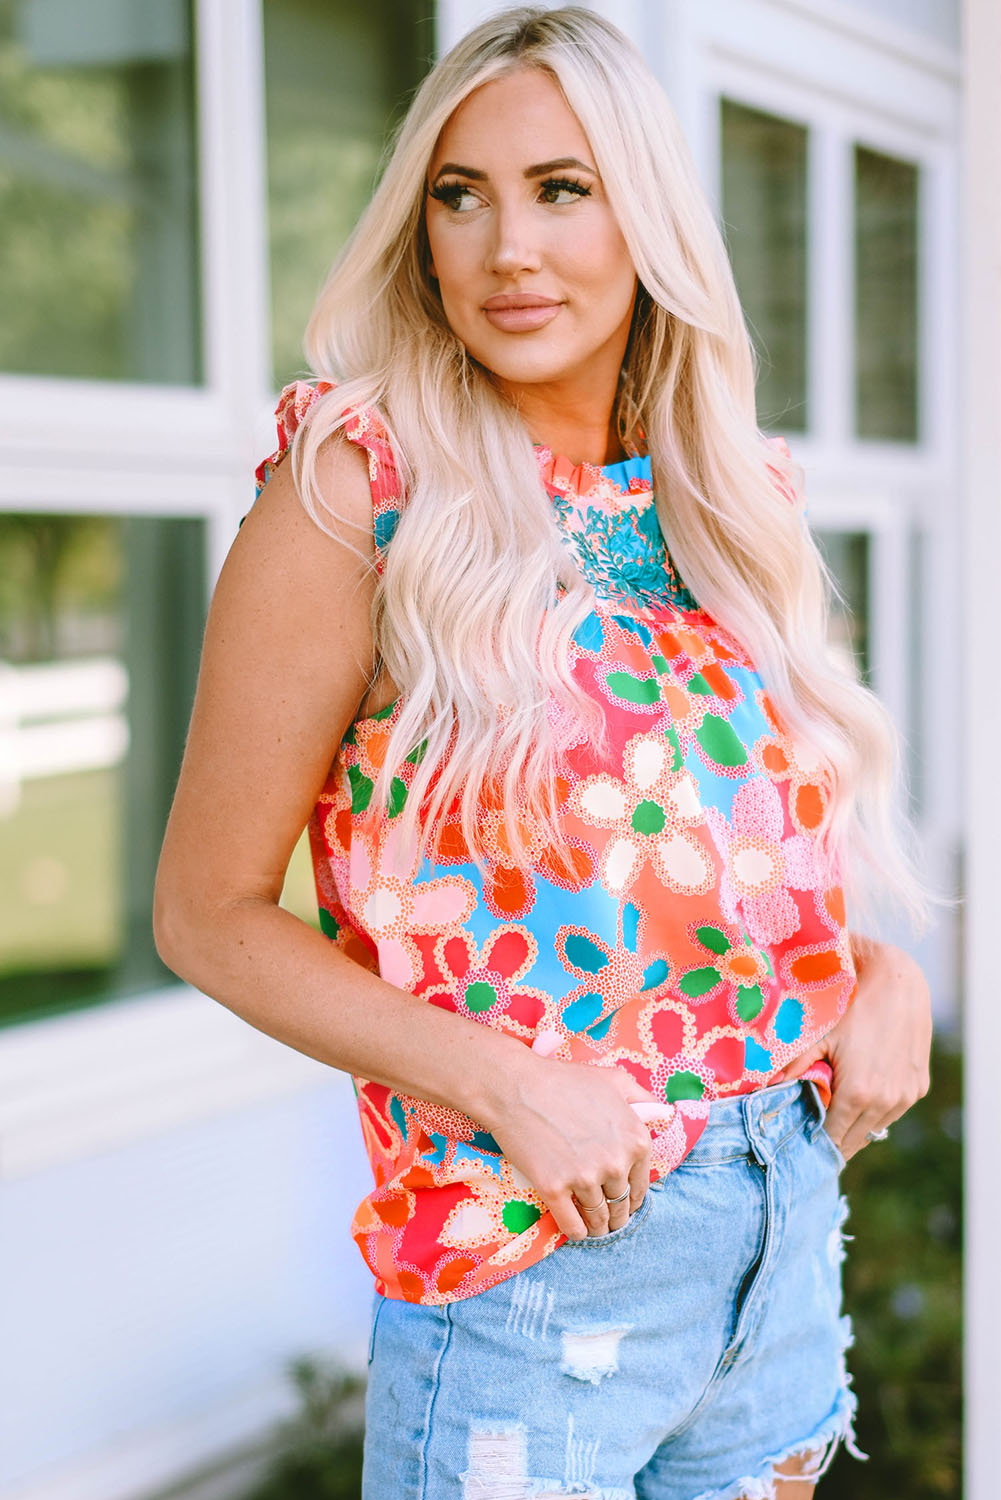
[773,936,933,1162]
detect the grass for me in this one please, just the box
[0,765,121,970]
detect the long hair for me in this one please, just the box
[289,3,931,935]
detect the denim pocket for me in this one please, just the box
[567,1187,655,1248]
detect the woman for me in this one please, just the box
[154,7,934,1497]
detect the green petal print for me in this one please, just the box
[696,714,748,767]
[607,671,661,705]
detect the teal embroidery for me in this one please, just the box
[543,454,700,616]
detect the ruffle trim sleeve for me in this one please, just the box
[249,379,404,571]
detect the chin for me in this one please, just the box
[468,342,580,386]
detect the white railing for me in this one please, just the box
[0,656,129,816]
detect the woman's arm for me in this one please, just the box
[153,437,661,1239]
[154,433,528,1121]
[775,931,932,1159]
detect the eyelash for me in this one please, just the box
[428,176,592,211]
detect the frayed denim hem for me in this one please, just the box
[689,1384,867,1499]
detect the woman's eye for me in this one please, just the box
[539,178,591,205]
[431,183,478,212]
[430,178,591,213]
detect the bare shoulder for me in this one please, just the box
[210,421,380,734]
[240,423,376,573]
[224,425,380,678]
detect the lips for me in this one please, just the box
[482,293,561,310]
[482,295,563,331]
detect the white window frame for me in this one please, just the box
[0,0,322,1168]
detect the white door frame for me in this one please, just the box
[961,2,1001,1494]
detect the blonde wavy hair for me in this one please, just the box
[288,3,930,936]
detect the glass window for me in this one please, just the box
[720,97,810,433]
[0,513,205,1028]
[854,144,920,441]
[0,0,200,382]
[263,0,433,389]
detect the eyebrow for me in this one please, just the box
[430,156,598,184]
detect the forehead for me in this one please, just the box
[429,66,591,169]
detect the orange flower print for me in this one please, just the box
[752,689,834,837]
[431,782,597,920]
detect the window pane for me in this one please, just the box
[855,145,919,441]
[0,512,205,1027]
[0,0,200,382]
[720,98,809,433]
[263,0,433,389]
[813,529,871,684]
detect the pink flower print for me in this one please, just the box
[569,730,714,898]
[349,854,478,992]
[705,777,819,946]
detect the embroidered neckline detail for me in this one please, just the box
[533,445,699,616]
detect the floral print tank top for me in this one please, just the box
[254,380,857,1306]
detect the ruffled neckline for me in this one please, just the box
[532,442,653,506]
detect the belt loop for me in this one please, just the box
[741,1090,770,1168]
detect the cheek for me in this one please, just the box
[559,220,633,291]
[597,232,636,289]
[428,235,478,305]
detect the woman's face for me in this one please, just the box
[424,66,638,420]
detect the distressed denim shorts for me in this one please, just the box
[362,1078,867,1500]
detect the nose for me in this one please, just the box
[485,198,543,277]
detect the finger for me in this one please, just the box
[551,1193,591,1242]
[628,1156,650,1215]
[821,1119,850,1161]
[574,1191,610,1238]
[601,1176,632,1233]
[840,1107,898,1160]
[821,1093,858,1157]
[774,1050,821,1084]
